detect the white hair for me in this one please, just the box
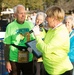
[64,15,74,26]
[36,12,46,21]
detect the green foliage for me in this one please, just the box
[25,0,44,11]
[46,0,55,7]
[2,0,44,11]
[0,0,73,13]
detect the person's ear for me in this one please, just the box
[13,13,17,18]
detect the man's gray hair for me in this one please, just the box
[13,4,25,13]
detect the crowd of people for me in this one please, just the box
[3,4,74,75]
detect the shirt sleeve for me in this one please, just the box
[3,25,12,44]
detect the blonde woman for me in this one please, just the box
[33,6,73,75]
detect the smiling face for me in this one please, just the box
[65,18,73,32]
[36,15,44,25]
[65,19,72,27]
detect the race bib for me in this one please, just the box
[18,51,29,63]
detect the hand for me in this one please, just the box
[5,62,12,73]
[33,25,40,36]
[27,47,32,53]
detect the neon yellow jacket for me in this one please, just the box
[35,24,73,75]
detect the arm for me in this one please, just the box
[4,44,10,61]
[3,24,12,73]
[68,35,74,59]
[36,29,69,54]
[4,44,12,73]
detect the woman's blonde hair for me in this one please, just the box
[46,6,65,22]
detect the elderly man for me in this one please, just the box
[3,4,35,75]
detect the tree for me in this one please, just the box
[2,0,20,8]
[0,0,74,14]
[54,0,74,13]
[2,0,44,11]
[0,0,3,12]
[25,0,44,11]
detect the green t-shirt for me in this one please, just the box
[3,20,35,62]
